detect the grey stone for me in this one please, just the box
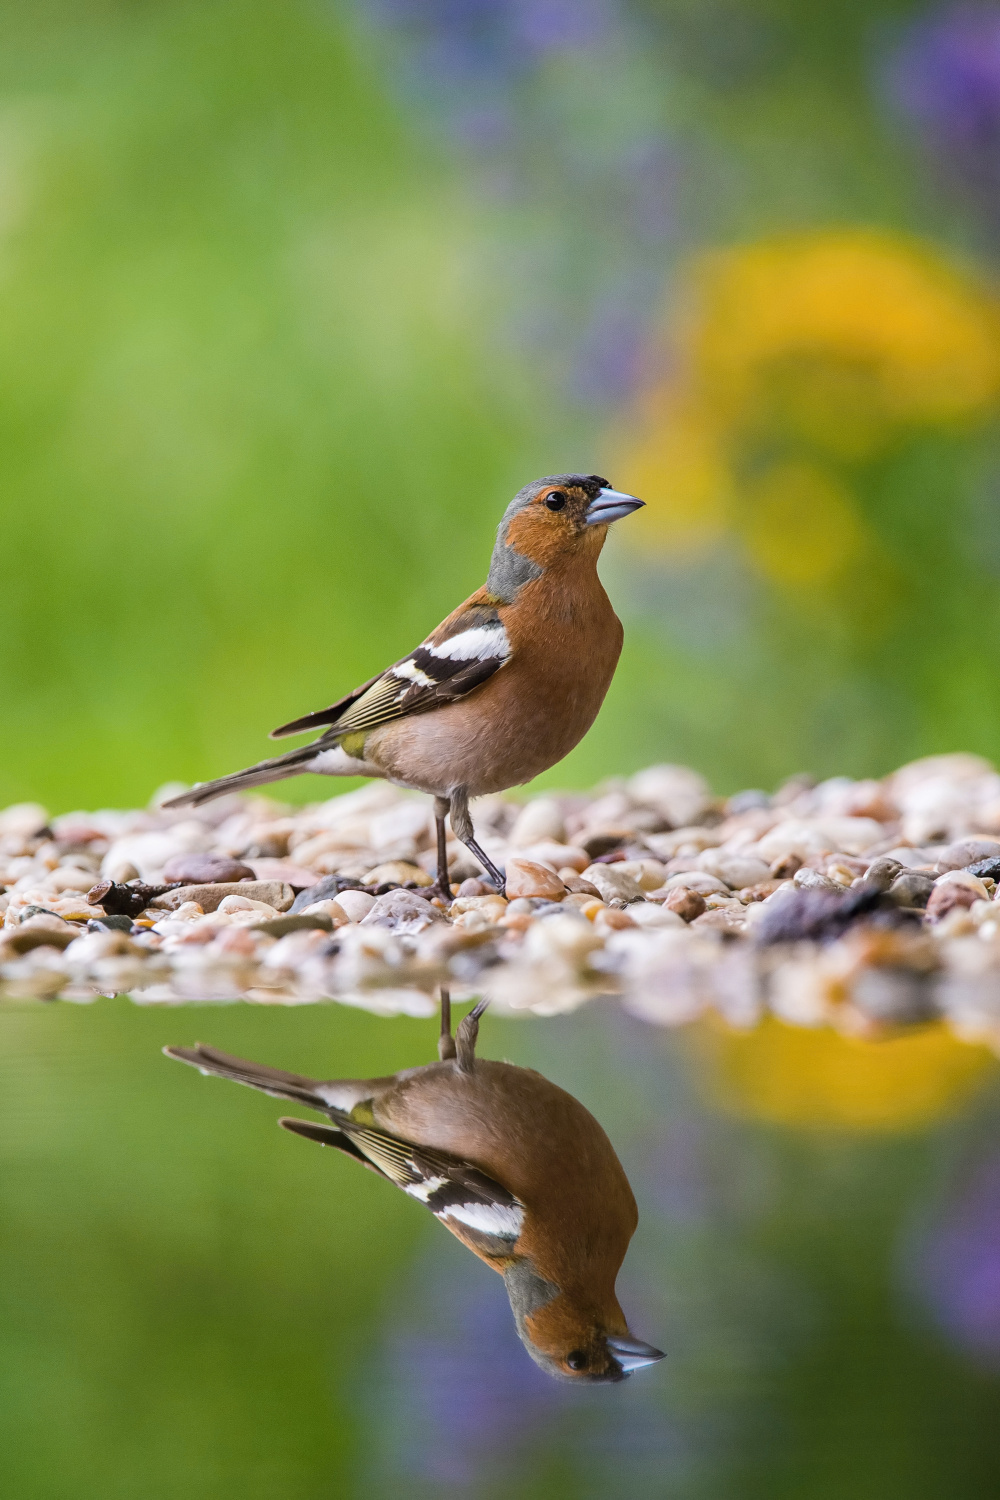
[887,871,934,908]
[360,889,444,933]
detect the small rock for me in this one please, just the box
[594,906,637,932]
[738,881,783,903]
[964,856,1000,882]
[521,840,590,873]
[861,857,904,892]
[253,911,340,936]
[794,868,846,893]
[504,858,567,901]
[702,854,771,890]
[580,831,628,859]
[616,859,670,891]
[155,881,294,914]
[360,889,443,933]
[507,798,566,847]
[162,853,255,885]
[692,907,745,934]
[333,889,377,923]
[560,873,601,897]
[363,861,432,888]
[246,859,321,888]
[769,852,803,879]
[935,869,991,900]
[628,764,711,826]
[582,863,644,903]
[937,838,1000,872]
[664,872,728,895]
[456,878,489,898]
[662,888,706,922]
[627,903,686,929]
[887,872,934,908]
[288,874,365,913]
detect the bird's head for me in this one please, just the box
[487,473,644,603]
[503,1261,664,1384]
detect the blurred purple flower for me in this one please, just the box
[359,1242,690,1493]
[351,0,688,404]
[914,1152,1000,1364]
[883,4,1000,216]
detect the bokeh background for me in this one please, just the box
[5,1,1000,1495]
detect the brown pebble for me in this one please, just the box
[561,874,602,897]
[504,858,566,901]
[739,881,783,903]
[456,878,489,898]
[925,883,978,922]
[663,887,706,922]
[769,852,802,879]
[162,853,255,885]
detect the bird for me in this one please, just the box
[164,1000,665,1384]
[162,474,644,900]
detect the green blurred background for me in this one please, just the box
[5,1,1000,1494]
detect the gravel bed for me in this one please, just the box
[5,754,1000,1046]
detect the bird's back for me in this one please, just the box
[372,1059,638,1286]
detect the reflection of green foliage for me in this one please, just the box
[0,1000,438,1498]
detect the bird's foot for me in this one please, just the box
[455,998,490,1073]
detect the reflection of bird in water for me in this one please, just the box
[160,474,643,899]
[165,1000,663,1383]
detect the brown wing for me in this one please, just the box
[269,596,511,741]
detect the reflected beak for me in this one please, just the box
[585,486,644,525]
[607,1335,666,1372]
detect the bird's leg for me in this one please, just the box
[449,787,506,896]
[431,796,453,903]
[437,986,456,1061]
[455,998,490,1074]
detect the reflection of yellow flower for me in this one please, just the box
[620,230,1000,576]
[693,1016,996,1132]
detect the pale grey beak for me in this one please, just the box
[585,487,645,526]
[606,1334,666,1372]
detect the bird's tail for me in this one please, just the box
[163,1043,332,1111]
[160,743,323,810]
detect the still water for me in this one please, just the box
[2,998,1000,1498]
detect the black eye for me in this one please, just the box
[545,490,567,511]
[566,1350,588,1371]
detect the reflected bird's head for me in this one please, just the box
[505,1261,665,1384]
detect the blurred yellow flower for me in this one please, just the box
[694,1016,996,1132]
[620,230,1000,574]
[742,462,865,588]
[689,231,1000,444]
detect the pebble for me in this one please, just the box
[154,881,295,914]
[162,853,256,884]
[332,889,377,923]
[581,863,644,903]
[360,889,443,932]
[507,798,566,847]
[8,754,1000,1044]
[363,860,432,888]
[887,871,934,908]
[662,887,706,922]
[664,872,728,895]
[504,858,567,901]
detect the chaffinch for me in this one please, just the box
[165,1001,664,1383]
[163,474,643,898]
